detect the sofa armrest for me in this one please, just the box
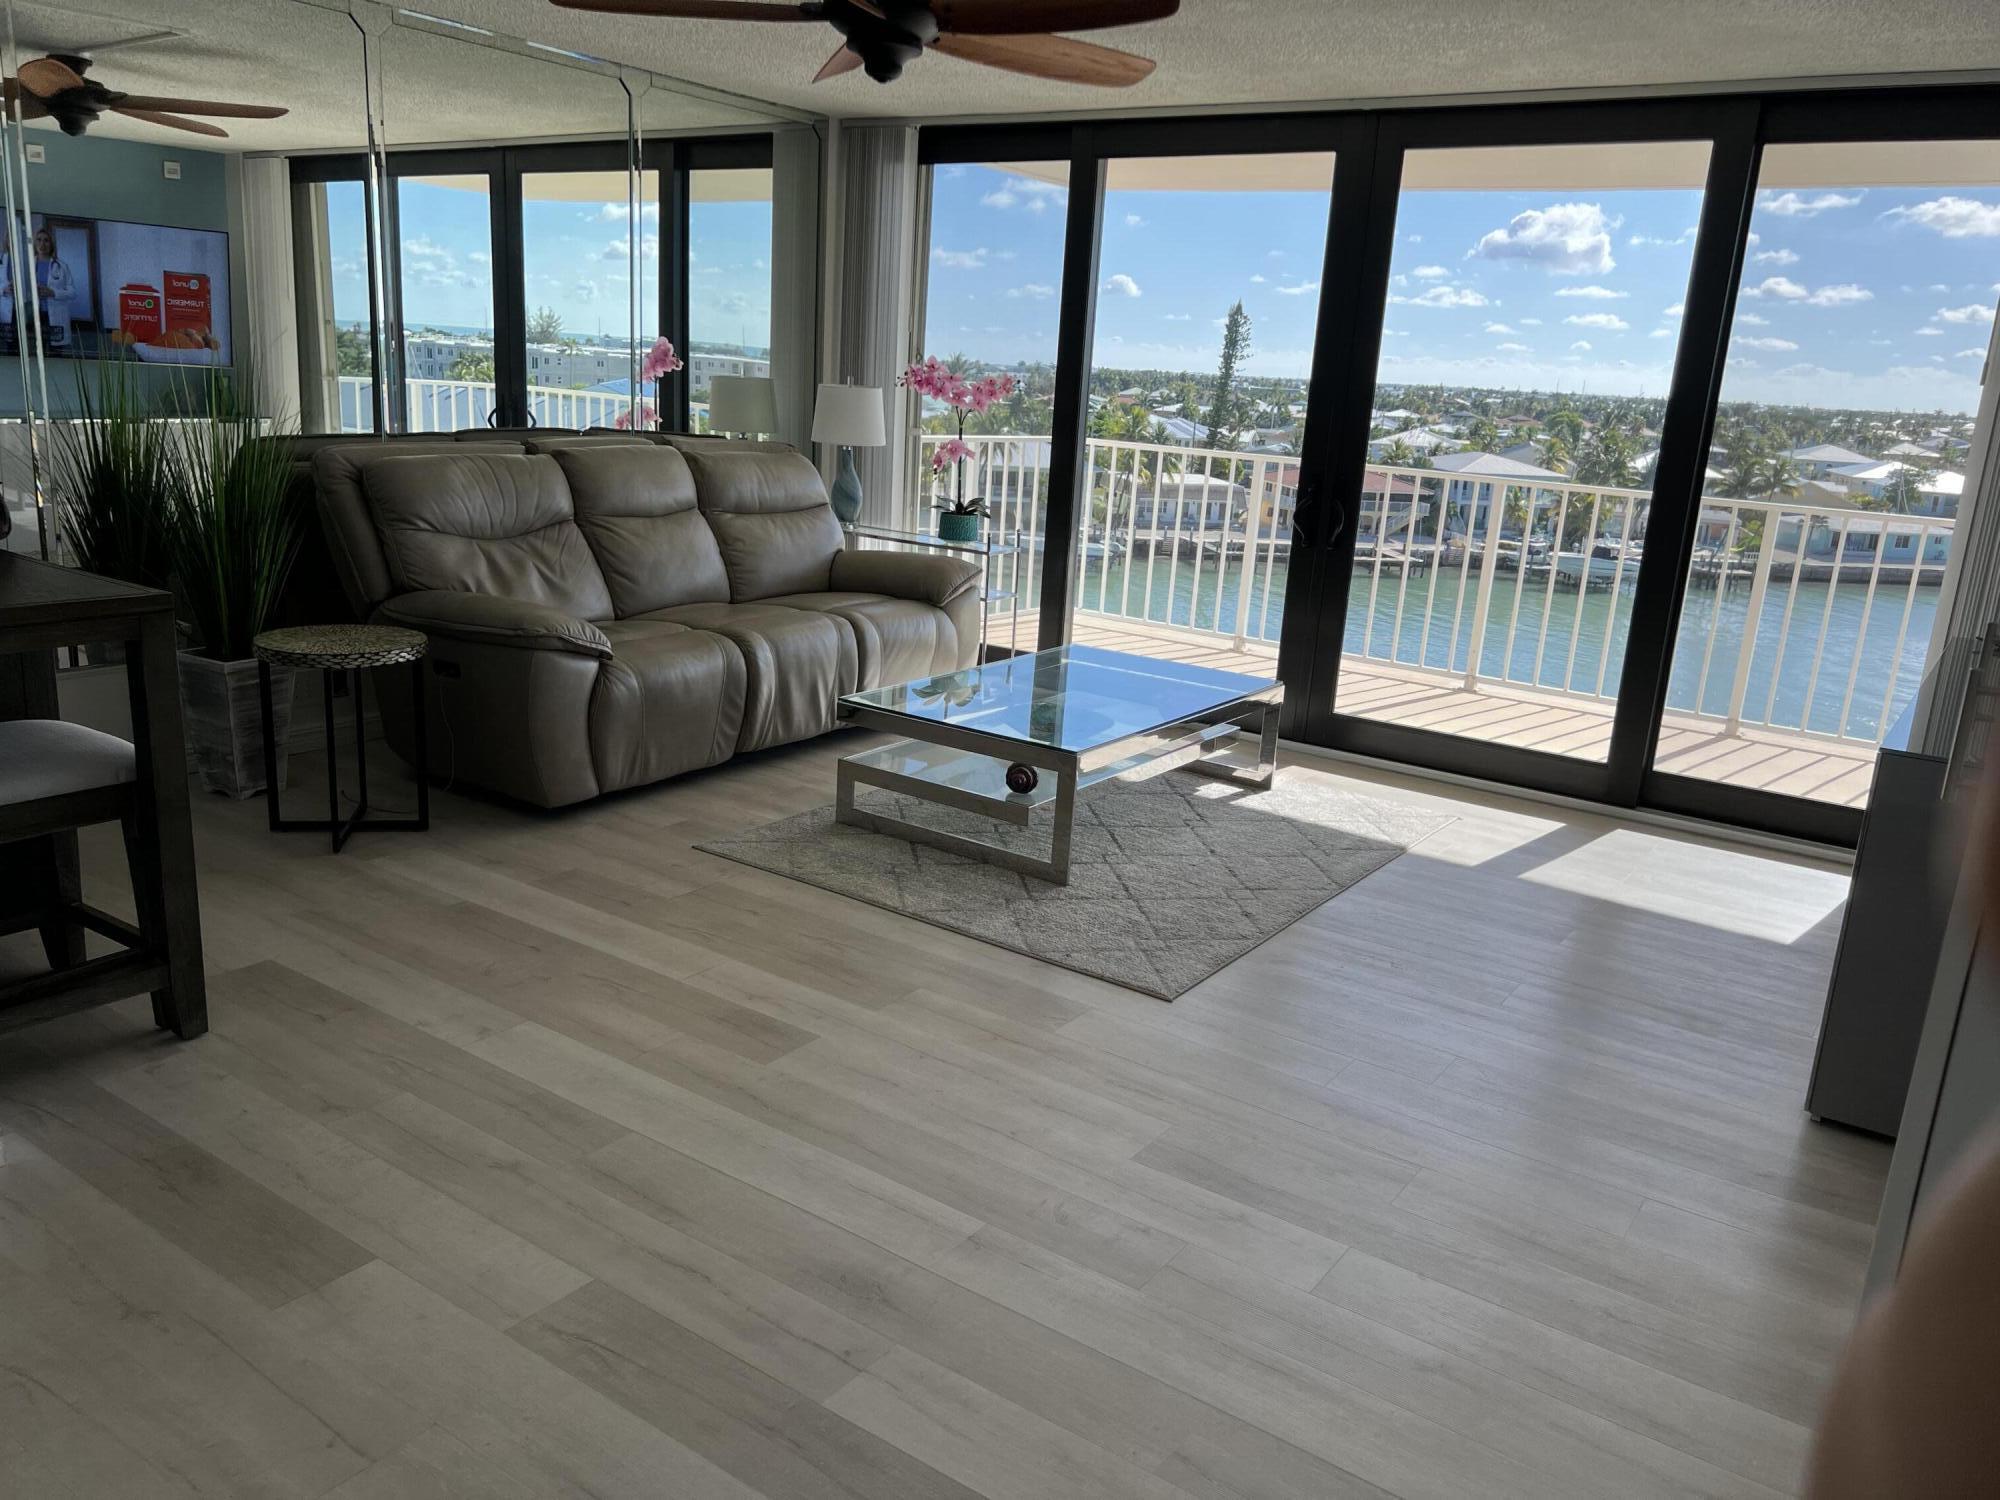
[374,590,613,660]
[830,548,981,609]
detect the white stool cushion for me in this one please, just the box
[0,719,137,806]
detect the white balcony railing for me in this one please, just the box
[918,431,1954,751]
[336,375,635,434]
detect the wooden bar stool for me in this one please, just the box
[0,719,182,1035]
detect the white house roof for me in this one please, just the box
[1829,460,1915,483]
[1428,451,1566,480]
[1884,440,1941,458]
[1919,471,1967,497]
[1786,443,1874,465]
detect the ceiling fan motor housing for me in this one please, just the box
[830,0,938,82]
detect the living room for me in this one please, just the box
[3,1,2000,1495]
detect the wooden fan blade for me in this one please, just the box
[932,0,1178,36]
[932,32,1154,87]
[548,0,819,18]
[813,44,863,81]
[2,81,49,120]
[113,107,228,137]
[17,56,86,97]
[112,95,287,119]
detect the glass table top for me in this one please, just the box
[841,644,1278,754]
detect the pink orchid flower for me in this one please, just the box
[931,436,975,473]
[613,400,657,431]
[641,336,683,383]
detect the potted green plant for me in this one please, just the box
[166,371,307,799]
[50,359,175,661]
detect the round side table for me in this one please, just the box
[253,624,430,853]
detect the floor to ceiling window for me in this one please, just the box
[916,157,1071,653]
[688,166,774,434]
[301,179,376,435]
[916,90,1999,845]
[1649,140,2000,809]
[1065,152,1337,673]
[1330,141,1711,766]
[393,172,498,433]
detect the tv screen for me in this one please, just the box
[3,211,231,366]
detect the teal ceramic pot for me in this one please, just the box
[937,509,982,543]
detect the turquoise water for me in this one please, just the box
[1031,549,1937,743]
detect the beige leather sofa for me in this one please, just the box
[310,437,981,807]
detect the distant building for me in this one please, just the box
[1784,442,1876,479]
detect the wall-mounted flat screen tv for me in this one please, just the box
[2,211,231,365]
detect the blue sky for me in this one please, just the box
[923,163,1999,415]
[327,177,773,352]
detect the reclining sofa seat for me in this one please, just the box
[309,438,979,808]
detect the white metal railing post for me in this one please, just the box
[1462,481,1506,690]
[1232,459,1269,649]
[1723,505,1781,737]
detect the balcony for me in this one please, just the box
[920,433,1952,810]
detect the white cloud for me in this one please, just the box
[1101,272,1142,298]
[1569,340,1593,352]
[1004,283,1055,300]
[1916,327,1946,336]
[1519,317,1542,326]
[1663,302,1684,317]
[932,246,988,270]
[1274,280,1320,297]
[1495,342,1530,352]
[979,188,1017,210]
[1249,273,1266,284]
[1930,283,1952,293]
[1737,335,1800,351]
[1404,234,1422,244]
[1739,312,1769,325]
[1411,264,1449,279]
[1804,283,1872,307]
[1758,190,1862,217]
[1391,284,1490,309]
[1957,347,1987,360]
[1629,226,1696,247]
[1469,201,1616,275]
[1937,303,1996,325]
[592,201,661,224]
[1743,275,1807,300]
[1162,312,1191,322]
[1124,213,1146,228]
[1564,312,1629,331]
[1648,327,1674,339]
[1555,284,1628,300]
[1483,322,1517,334]
[1882,196,2000,238]
[1753,248,1799,265]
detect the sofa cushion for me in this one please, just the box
[588,619,746,792]
[643,602,857,753]
[554,446,731,617]
[760,592,960,689]
[360,452,614,621]
[680,449,844,602]
[310,439,527,617]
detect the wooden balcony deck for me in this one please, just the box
[1070,612,1876,809]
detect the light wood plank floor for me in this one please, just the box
[1073,614,1878,808]
[0,735,1885,1498]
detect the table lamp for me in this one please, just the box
[811,382,886,525]
[707,375,778,439]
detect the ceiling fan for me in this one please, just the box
[547,0,1179,87]
[3,54,288,138]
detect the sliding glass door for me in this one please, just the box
[1063,151,1337,676]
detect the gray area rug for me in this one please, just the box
[698,768,1453,999]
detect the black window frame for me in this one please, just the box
[289,132,774,436]
[914,82,2000,848]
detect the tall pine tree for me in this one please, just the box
[1207,301,1252,450]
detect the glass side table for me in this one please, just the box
[841,523,1024,658]
[253,624,430,853]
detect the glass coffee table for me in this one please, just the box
[835,644,1282,884]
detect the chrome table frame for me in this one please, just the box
[835,682,1282,885]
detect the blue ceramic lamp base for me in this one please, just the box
[829,446,864,525]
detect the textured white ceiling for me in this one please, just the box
[408,0,2000,120]
[12,0,2000,155]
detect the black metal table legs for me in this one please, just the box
[260,659,430,853]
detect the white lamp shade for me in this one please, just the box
[707,375,779,435]
[811,382,886,447]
